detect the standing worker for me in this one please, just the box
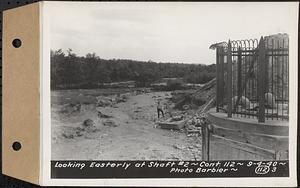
[157,101,164,118]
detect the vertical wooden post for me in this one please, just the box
[216,48,219,112]
[258,37,266,122]
[227,40,232,118]
[201,124,210,161]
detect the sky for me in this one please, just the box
[47,2,298,65]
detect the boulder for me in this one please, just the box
[119,94,129,102]
[60,103,81,114]
[83,119,95,127]
[62,133,74,139]
[103,119,118,127]
[265,92,276,108]
[96,96,112,107]
[171,115,183,121]
[182,104,190,110]
[97,111,113,118]
[232,96,251,109]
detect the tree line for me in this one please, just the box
[51,49,216,89]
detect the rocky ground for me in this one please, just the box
[51,89,202,160]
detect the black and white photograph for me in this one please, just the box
[1,1,298,187]
[43,1,298,185]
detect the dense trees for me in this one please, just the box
[51,49,215,89]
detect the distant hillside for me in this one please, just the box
[51,49,216,89]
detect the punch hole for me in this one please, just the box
[12,142,22,151]
[12,38,22,48]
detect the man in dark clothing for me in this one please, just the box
[157,101,164,118]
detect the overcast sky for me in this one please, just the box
[47,2,297,64]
